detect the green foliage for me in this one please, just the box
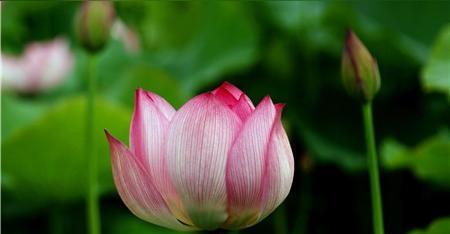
[116,2,258,91]
[381,131,450,187]
[422,25,450,101]
[299,125,366,172]
[106,212,183,234]
[2,96,131,205]
[1,95,50,139]
[106,64,188,109]
[409,217,450,234]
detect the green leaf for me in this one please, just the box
[1,96,131,204]
[293,99,367,173]
[300,126,366,172]
[106,64,189,109]
[381,130,450,187]
[408,217,450,234]
[117,2,259,91]
[422,25,450,101]
[261,1,332,53]
[105,212,183,234]
[262,2,326,32]
[1,95,50,139]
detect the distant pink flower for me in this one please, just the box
[105,82,294,231]
[1,38,73,93]
[111,19,140,54]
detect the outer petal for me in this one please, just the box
[258,104,295,220]
[129,89,191,224]
[105,131,194,231]
[224,96,277,229]
[129,88,175,165]
[166,93,241,230]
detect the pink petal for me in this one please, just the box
[224,96,277,228]
[166,93,242,230]
[1,56,27,91]
[105,131,194,231]
[129,89,191,225]
[212,82,243,100]
[129,89,174,165]
[143,90,176,121]
[258,104,295,221]
[212,82,255,121]
[231,94,255,121]
[212,84,239,107]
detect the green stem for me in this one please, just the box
[273,204,288,234]
[49,207,63,234]
[293,169,312,234]
[86,54,100,234]
[362,103,384,234]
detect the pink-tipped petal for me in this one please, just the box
[143,90,176,120]
[224,96,277,228]
[231,94,255,121]
[212,82,243,100]
[212,82,255,121]
[105,131,194,231]
[129,89,191,224]
[130,89,171,166]
[212,85,239,107]
[166,93,242,230]
[258,104,294,221]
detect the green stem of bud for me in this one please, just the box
[273,204,288,234]
[362,103,384,234]
[86,54,101,234]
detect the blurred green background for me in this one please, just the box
[1,1,450,234]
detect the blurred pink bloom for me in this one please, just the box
[111,20,140,54]
[1,38,74,93]
[105,82,294,231]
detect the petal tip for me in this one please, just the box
[104,129,120,145]
[274,103,285,112]
[134,88,157,112]
[213,82,243,100]
[260,95,274,107]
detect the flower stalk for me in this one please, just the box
[86,54,100,234]
[75,2,115,233]
[362,103,384,234]
[341,30,384,234]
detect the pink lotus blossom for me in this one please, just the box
[105,82,294,231]
[1,38,73,93]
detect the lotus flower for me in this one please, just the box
[1,38,73,93]
[105,82,294,231]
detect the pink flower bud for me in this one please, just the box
[74,0,115,53]
[341,30,381,102]
[105,82,294,231]
[1,38,74,93]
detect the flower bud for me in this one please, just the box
[341,30,380,102]
[74,1,115,53]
